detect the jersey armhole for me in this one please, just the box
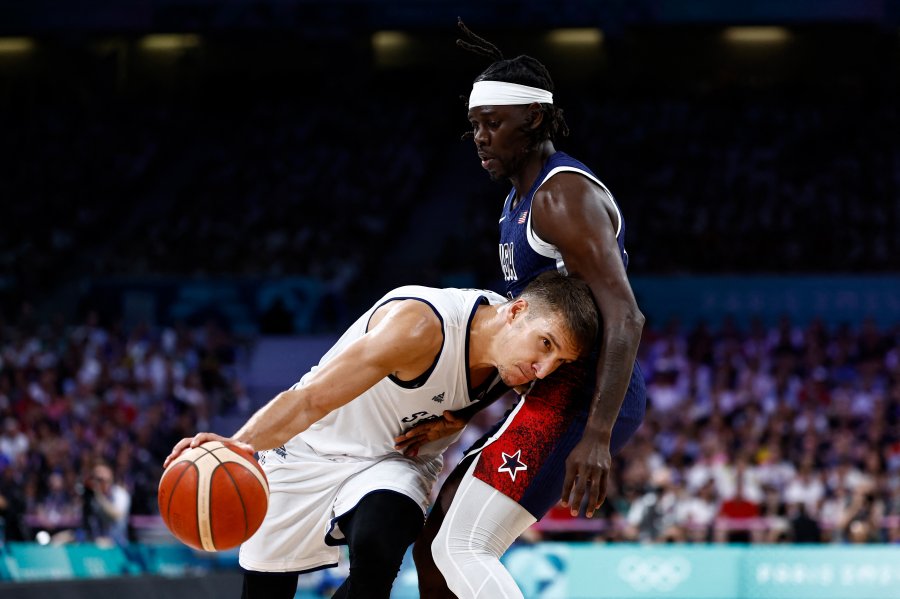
[527,166,622,254]
[364,297,446,389]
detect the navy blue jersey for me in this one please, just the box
[498,151,628,297]
[472,154,647,518]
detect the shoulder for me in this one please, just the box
[358,298,445,369]
[537,166,611,203]
[369,297,444,351]
[533,172,615,223]
[373,297,443,334]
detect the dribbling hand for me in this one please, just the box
[163,432,254,469]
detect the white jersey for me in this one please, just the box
[241,285,507,573]
[289,284,505,464]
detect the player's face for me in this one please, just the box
[468,105,532,181]
[496,311,581,387]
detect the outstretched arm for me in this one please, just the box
[164,301,443,467]
[532,174,644,516]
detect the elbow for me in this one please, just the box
[623,307,645,345]
[631,308,646,334]
[600,303,645,348]
[306,400,332,424]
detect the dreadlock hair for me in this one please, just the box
[457,18,570,145]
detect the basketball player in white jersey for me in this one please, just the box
[164,272,598,599]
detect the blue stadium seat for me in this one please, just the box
[135,543,210,577]
[0,546,14,581]
[65,544,142,578]
[5,542,75,581]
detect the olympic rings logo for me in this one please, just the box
[616,555,692,592]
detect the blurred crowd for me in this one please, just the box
[568,91,900,273]
[1,308,897,546]
[0,79,437,323]
[450,90,900,286]
[527,315,900,545]
[3,82,900,323]
[0,310,247,545]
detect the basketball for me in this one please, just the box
[158,440,269,551]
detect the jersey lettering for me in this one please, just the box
[499,242,518,282]
[401,411,431,424]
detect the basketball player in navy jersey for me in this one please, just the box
[164,272,597,599]
[398,22,648,598]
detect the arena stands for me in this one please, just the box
[0,11,899,596]
[1,302,898,547]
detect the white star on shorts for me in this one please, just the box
[497,449,528,482]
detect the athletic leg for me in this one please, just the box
[431,458,536,599]
[414,454,475,599]
[241,569,300,599]
[417,362,646,598]
[330,490,424,599]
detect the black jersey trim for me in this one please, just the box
[365,296,445,389]
[464,295,492,401]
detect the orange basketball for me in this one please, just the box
[158,440,269,551]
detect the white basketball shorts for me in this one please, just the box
[239,438,438,573]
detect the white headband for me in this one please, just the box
[468,80,553,109]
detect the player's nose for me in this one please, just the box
[533,360,553,380]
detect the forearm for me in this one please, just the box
[584,314,644,439]
[233,388,326,452]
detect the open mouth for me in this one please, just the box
[478,153,497,169]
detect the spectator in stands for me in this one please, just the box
[2,271,899,546]
[758,484,790,543]
[35,471,80,533]
[789,501,822,543]
[0,457,28,541]
[79,462,132,546]
[837,483,885,544]
[675,478,718,542]
[624,467,679,542]
[783,460,826,516]
[714,462,761,543]
[0,417,28,463]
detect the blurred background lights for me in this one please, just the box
[723,26,791,44]
[545,28,604,47]
[0,37,36,53]
[138,34,201,52]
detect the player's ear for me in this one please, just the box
[526,103,544,130]
[508,299,529,322]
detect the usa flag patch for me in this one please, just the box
[517,210,528,224]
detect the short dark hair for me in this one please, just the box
[518,271,598,355]
[457,19,570,144]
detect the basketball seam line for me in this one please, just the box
[207,445,251,548]
[214,462,250,544]
[164,461,196,535]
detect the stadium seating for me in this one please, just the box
[4,543,75,581]
[0,542,226,582]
